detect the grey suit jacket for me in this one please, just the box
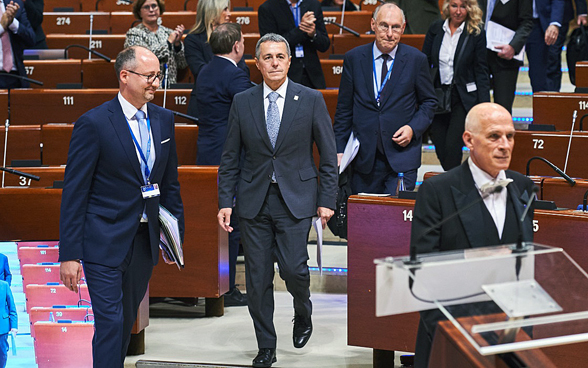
[218,80,338,220]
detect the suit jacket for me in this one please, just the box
[422,20,491,112]
[258,0,330,89]
[184,31,250,118]
[396,0,441,34]
[195,56,252,165]
[0,281,16,335]
[22,0,46,49]
[3,0,35,86]
[333,42,437,175]
[0,254,11,286]
[411,162,535,254]
[58,98,185,268]
[218,80,338,219]
[479,0,533,58]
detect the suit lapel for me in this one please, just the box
[506,172,529,226]
[274,81,301,152]
[379,43,407,107]
[362,43,376,103]
[109,99,144,183]
[452,164,486,248]
[147,103,162,179]
[278,0,297,28]
[249,84,274,151]
[453,32,468,72]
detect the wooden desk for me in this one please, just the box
[510,131,588,179]
[45,0,80,12]
[81,0,132,12]
[576,61,588,88]
[46,34,125,60]
[323,11,373,34]
[42,12,110,35]
[347,195,588,367]
[0,167,64,188]
[541,178,588,209]
[0,125,41,166]
[533,92,588,130]
[23,60,82,89]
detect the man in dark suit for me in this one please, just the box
[410,102,536,368]
[22,0,46,49]
[479,0,533,113]
[0,254,11,286]
[0,0,35,88]
[397,0,441,34]
[59,46,184,368]
[217,33,338,368]
[0,280,16,368]
[258,0,330,89]
[334,3,436,193]
[196,22,252,307]
[527,0,587,92]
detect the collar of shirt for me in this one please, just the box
[286,0,303,8]
[118,92,148,122]
[468,157,507,194]
[217,55,238,67]
[372,41,398,62]
[441,18,465,36]
[263,79,288,121]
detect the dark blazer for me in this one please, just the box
[58,98,184,268]
[258,0,330,89]
[479,0,533,64]
[184,31,250,117]
[411,162,535,254]
[195,56,252,165]
[0,254,10,286]
[0,280,16,335]
[3,0,35,86]
[333,42,437,175]
[422,20,491,112]
[22,0,46,49]
[396,0,441,34]
[218,80,338,219]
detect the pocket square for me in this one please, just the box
[161,138,170,144]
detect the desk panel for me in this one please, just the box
[533,92,588,130]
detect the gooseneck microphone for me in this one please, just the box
[323,19,360,37]
[0,167,40,181]
[525,156,576,186]
[64,45,111,62]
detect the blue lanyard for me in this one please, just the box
[126,114,152,184]
[290,0,302,26]
[372,52,394,104]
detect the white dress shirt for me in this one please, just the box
[468,157,508,238]
[439,20,465,85]
[263,79,288,121]
[372,42,398,98]
[118,92,156,167]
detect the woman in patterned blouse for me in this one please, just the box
[125,0,188,86]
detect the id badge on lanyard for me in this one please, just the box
[292,1,305,58]
[127,114,160,199]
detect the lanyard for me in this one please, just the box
[372,52,394,104]
[126,115,152,184]
[290,0,302,26]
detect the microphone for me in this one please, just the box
[514,186,539,280]
[64,45,111,62]
[0,72,43,86]
[170,110,198,123]
[582,189,588,212]
[0,167,40,181]
[406,179,513,265]
[525,156,575,186]
[323,19,360,37]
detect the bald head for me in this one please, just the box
[463,103,515,177]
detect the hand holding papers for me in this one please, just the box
[339,132,360,174]
[486,20,525,62]
[159,205,184,270]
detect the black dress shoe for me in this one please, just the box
[252,348,276,368]
[292,314,313,348]
[223,287,247,307]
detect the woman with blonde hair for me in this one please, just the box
[124,0,188,86]
[422,0,490,171]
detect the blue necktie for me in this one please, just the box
[266,91,280,149]
[135,110,152,183]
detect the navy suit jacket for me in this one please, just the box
[3,0,35,86]
[59,98,184,268]
[218,80,338,219]
[0,254,10,286]
[195,56,252,165]
[333,42,437,175]
[258,0,330,88]
[0,281,16,334]
[422,20,491,112]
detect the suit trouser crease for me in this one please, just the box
[82,224,153,368]
[240,184,312,349]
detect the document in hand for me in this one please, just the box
[485,20,525,62]
[159,205,184,269]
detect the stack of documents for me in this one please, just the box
[159,205,184,269]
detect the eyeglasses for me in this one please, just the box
[377,23,403,34]
[125,70,162,84]
[141,3,159,11]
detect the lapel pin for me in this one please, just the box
[294,95,299,101]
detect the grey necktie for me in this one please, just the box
[266,91,280,149]
[135,109,150,183]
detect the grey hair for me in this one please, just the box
[114,46,139,80]
[255,33,291,59]
[373,2,405,25]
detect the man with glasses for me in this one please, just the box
[334,3,436,195]
[59,46,184,368]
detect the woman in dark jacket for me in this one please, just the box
[422,0,490,170]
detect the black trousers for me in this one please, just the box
[239,184,312,349]
[487,50,520,114]
[83,223,153,368]
[430,86,467,171]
